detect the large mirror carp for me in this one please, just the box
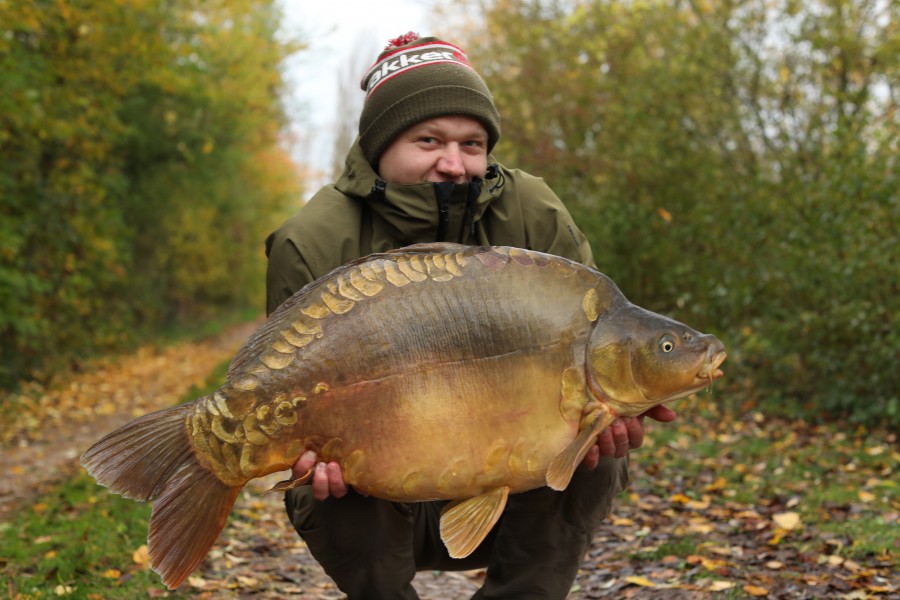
[81,243,726,589]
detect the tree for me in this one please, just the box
[441,0,898,424]
[0,0,306,387]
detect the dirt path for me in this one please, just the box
[2,323,894,598]
[0,320,483,599]
[0,320,259,520]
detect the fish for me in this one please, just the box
[80,243,726,589]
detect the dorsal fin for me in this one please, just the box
[387,242,472,253]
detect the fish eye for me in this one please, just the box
[659,335,676,353]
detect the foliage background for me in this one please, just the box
[444,0,898,427]
[1,0,897,429]
[0,0,304,387]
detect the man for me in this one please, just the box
[265,32,674,599]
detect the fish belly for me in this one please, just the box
[304,346,581,501]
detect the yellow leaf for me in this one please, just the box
[766,560,784,569]
[704,477,728,492]
[858,490,875,502]
[768,529,788,545]
[102,568,121,579]
[772,511,801,530]
[132,544,150,568]
[744,584,769,596]
[44,550,57,559]
[612,517,635,526]
[688,521,716,534]
[670,493,691,504]
[657,207,673,223]
[188,576,207,588]
[700,557,729,571]
[708,580,735,591]
[623,575,658,587]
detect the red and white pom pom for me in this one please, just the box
[385,32,419,49]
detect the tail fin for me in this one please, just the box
[80,402,241,589]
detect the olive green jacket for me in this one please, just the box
[264,138,628,530]
[265,140,595,314]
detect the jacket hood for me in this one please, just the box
[333,138,504,245]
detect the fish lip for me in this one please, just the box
[697,350,727,382]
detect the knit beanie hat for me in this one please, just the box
[358,32,501,168]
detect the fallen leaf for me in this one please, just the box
[623,575,658,587]
[132,544,150,568]
[708,580,735,591]
[101,568,121,579]
[858,490,875,502]
[704,477,728,492]
[744,584,769,596]
[843,559,862,573]
[772,511,801,530]
[700,557,729,571]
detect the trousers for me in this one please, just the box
[284,456,628,600]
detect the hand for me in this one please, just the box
[581,405,677,469]
[292,450,349,500]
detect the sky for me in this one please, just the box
[279,1,434,188]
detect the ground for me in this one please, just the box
[1,321,896,599]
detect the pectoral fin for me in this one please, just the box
[263,468,314,494]
[546,408,616,491]
[439,487,510,558]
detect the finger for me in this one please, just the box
[642,405,677,423]
[610,419,630,458]
[623,416,644,450]
[580,444,600,470]
[292,450,317,478]
[326,462,348,498]
[596,427,617,457]
[311,462,330,500]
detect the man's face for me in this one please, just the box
[378,115,489,185]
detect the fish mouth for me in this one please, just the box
[697,350,727,383]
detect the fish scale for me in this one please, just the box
[81,242,726,590]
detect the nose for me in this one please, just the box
[436,144,465,180]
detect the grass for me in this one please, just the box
[0,472,188,599]
[0,361,229,599]
[1,375,896,597]
[628,393,899,563]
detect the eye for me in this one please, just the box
[659,335,676,353]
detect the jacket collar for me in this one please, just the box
[334,138,503,244]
